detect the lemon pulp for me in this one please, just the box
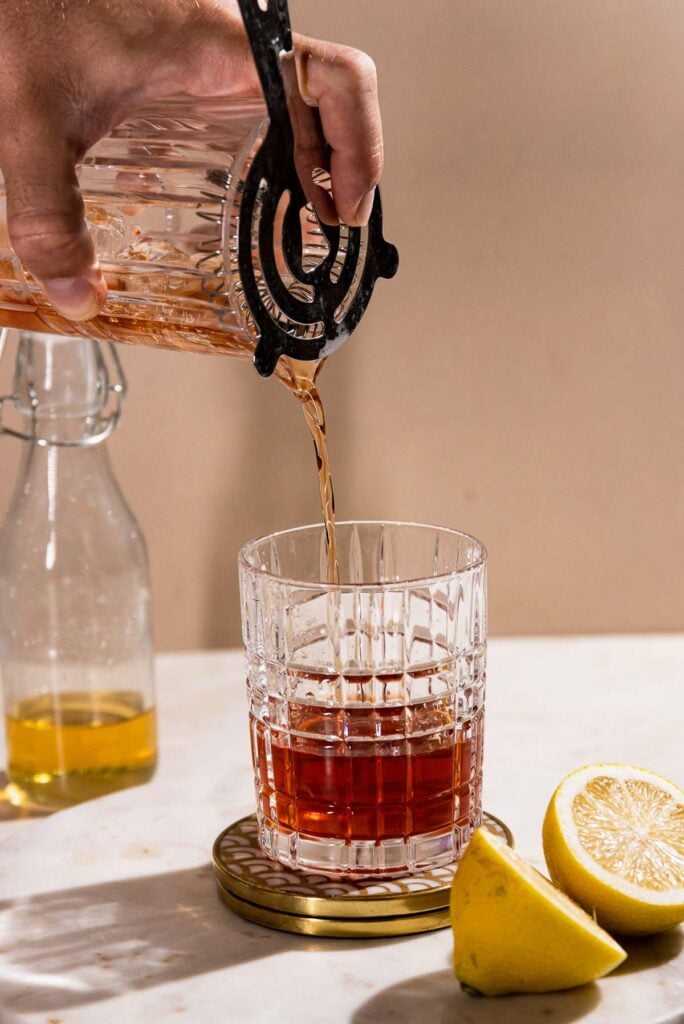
[543,764,684,935]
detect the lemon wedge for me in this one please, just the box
[543,763,684,936]
[451,827,626,996]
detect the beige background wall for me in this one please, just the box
[1,1,683,649]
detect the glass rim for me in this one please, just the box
[238,520,487,591]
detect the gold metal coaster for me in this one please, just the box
[213,812,513,935]
[216,880,452,938]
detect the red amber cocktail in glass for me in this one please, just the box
[239,522,487,877]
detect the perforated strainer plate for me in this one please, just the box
[236,0,398,376]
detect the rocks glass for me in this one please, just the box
[239,521,487,877]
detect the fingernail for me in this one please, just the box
[43,276,103,321]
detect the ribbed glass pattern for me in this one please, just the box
[240,522,487,877]
[0,96,267,354]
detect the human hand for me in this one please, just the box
[0,0,383,320]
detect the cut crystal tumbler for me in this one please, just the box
[239,521,487,877]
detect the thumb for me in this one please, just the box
[3,133,106,320]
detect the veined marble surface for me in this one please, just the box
[0,636,681,1024]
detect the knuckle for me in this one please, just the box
[333,46,378,91]
[9,209,88,274]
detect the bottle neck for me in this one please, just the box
[11,333,117,446]
[23,413,107,446]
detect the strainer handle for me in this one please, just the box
[237,1,293,131]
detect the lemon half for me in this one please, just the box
[451,827,626,996]
[543,763,684,936]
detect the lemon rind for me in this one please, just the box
[550,763,684,907]
[452,828,626,995]
[477,829,626,951]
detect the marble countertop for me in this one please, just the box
[0,636,682,1024]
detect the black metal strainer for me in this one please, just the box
[237,0,398,377]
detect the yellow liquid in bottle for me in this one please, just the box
[5,690,157,810]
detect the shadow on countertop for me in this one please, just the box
[0,847,679,1021]
[612,927,682,976]
[351,969,601,1024]
[0,862,410,1016]
[351,927,684,1024]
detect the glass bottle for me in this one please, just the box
[0,330,157,810]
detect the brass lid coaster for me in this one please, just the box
[213,812,513,938]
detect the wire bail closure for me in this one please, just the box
[0,329,127,448]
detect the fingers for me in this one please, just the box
[3,132,106,320]
[279,50,337,225]
[293,38,383,227]
[179,14,383,228]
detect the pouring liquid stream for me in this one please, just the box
[281,356,339,585]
